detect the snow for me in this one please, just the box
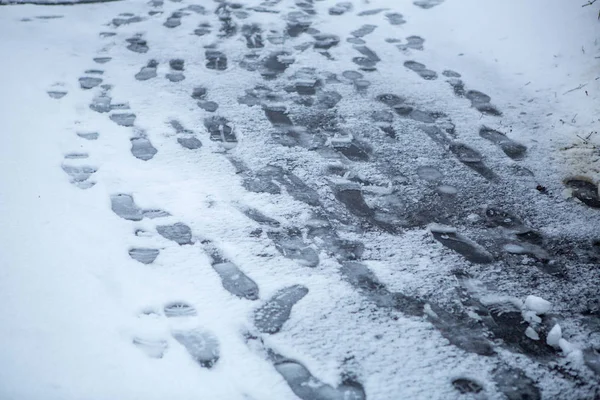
[0,0,599,398]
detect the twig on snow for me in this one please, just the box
[582,0,597,7]
[563,84,587,95]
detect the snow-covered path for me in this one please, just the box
[0,0,599,399]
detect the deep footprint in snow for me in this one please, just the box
[110,112,136,127]
[131,136,157,161]
[172,329,220,368]
[404,60,437,80]
[110,194,144,221]
[132,337,168,358]
[135,60,158,81]
[164,301,197,317]
[565,179,600,208]
[126,35,149,53]
[157,223,193,245]
[47,88,67,99]
[242,23,264,48]
[451,378,483,394]
[274,360,366,400]
[357,8,388,16]
[479,127,527,160]
[205,50,228,71]
[313,33,340,50]
[254,285,308,334]
[267,229,320,268]
[62,164,96,189]
[79,76,103,90]
[246,166,321,206]
[129,248,160,264]
[430,224,493,263]
[334,183,374,218]
[466,90,501,116]
[166,58,185,82]
[204,116,237,148]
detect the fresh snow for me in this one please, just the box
[1,0,600,399]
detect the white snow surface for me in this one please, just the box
[0,0,599,399]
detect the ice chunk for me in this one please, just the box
[524,295,552,315]
[546,324,562,347]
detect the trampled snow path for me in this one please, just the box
[1,0,599,399]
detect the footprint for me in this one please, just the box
[465,90,501,116]
[79,76,103,90]
[430,224,493,263]
[351,24,376,38]
[212,261,259,300]
[164,301,197,317]
[110,112,136,127]
[267,229,320,268]
[334,184,374,218]
[112,15,143,26]
[330,137,371,161]
[90,87,112,113]
[565,179,600,208]
[403,60,437,80]
[47,89,67,99]
[479,127,526,160]
[343,70,364,81]
[329,2,352,15]
[261,51,294,79]
[417,166,443,182]
[274,360,366,400]
[164,11,182,28]
[64,153,89,159]
[254,285,308,334]
[203,116,237,148]
[451,378,483,394]
[414,0,444,9]
[376,93,405,107]
[131,137,157,161]
[172,329,220,368]
[386,12,406,25]
[110,194,144,221]
[194,22,211,36]
[205,50,228,71]
[126,35,149,53]
[132,337,168,358]
[397,35,425,51]
[313,33,340,50]
[340,261,425,314]
[357,8,388,16]
[76,131,99,140]
[492,367,541,400]
[263,105,293,126]
[177,137,203,150]
[129,248,160,264]
[242,23,264,48]
[135,60,158,81]
[157,223,193,245]
[166,59,185,82]
[242,208,280,227]
[62,164,96,189]
[93,57,112,64]
[448,142,497,181]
